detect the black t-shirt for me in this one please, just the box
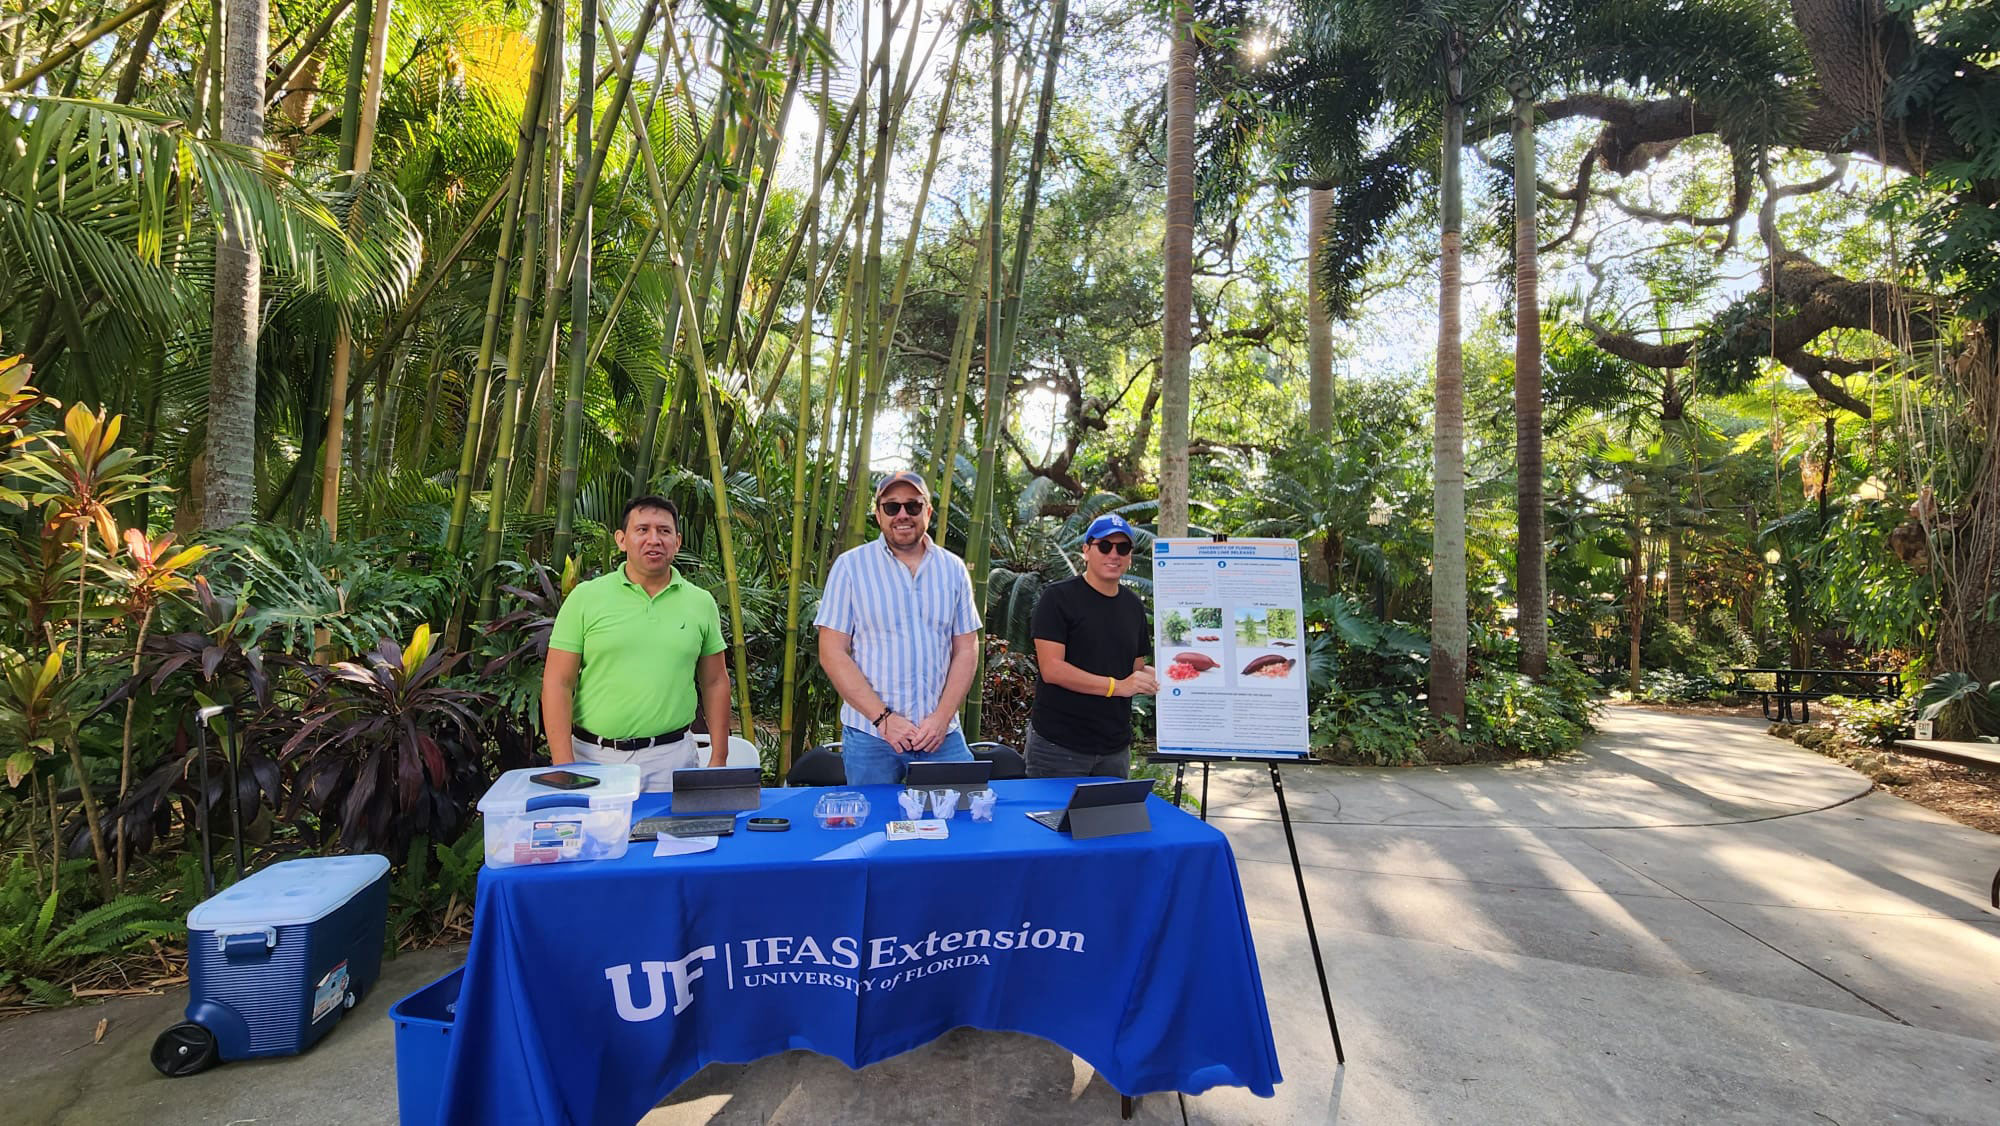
[1029,576,1151,750]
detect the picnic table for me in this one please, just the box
[1728,667,1900,724]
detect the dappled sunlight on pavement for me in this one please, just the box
[1184,704,2000,1123]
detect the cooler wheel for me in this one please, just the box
[151,1021,219,1077]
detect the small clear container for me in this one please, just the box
[967,788,998,822]
[814,791,871,830]
[928,788,960,820]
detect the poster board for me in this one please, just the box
[1152,537,1310,759]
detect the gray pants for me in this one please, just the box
[1023,722,1130,779]
[572,734,697,792]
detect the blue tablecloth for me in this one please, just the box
[435,778,1281,1125]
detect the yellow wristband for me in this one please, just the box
[1106,676,1116,697]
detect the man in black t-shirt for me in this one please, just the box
[1026,513,1157,777]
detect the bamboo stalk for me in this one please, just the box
[474,11,558,619]
[352,180,509,390]
[838,0,926,547]
[4,0,167,93]
[507,70,567,511]
[527,98,565,522]
[711,0,832,393]
[778,12,832,776]
[962,0,1011,737]
[625,9,718,489]
[813,222,864,579]
[266,0,357,103]
[445,3,556,556]
[321,0,394,537]
[742,2,911,408]
[929,216,990,530]
[852,0,966,530]
[662,240,755,735]
[553,0,661,561]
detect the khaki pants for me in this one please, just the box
[572,734,698,793]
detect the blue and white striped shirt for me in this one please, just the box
[815,536,982,734]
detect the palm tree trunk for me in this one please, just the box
[1429,30,1469,725]
[1511,77,1547,679]
[1666,529,1685,625]
[1306,184,1335,591]
[1158,0,1195,538]
[1628,516,1645,694]
[201,0,267,529]
[1307,184,1334,431]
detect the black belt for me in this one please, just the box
[573,724,689,752]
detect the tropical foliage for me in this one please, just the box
[3,0,2000,1007]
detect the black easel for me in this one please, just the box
[1119,533,1343,1121]
[1157,752,1345,1065]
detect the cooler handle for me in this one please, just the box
[220,928,277,959]
[526,793,589,812]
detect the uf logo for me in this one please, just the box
[605,946,715,1021]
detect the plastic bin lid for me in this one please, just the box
[186,854,391,931]
[477,762,643,816]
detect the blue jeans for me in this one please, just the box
[841,725,973,785]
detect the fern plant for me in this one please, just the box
[0,858,181,1006]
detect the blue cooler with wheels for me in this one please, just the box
[152,854,391,1077]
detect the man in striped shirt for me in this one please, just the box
[815,471,981,785]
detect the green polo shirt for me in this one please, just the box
[548,565,727,739]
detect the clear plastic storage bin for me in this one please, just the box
[813,790,870,829]
[478,763,642,868]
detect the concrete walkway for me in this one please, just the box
[5,706,1997,1124]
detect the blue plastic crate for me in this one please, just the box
[182,855,390,1061]
[391,968,463,1126]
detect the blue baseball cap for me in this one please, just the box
[1084,513,1135,543]
[873,470,930,500]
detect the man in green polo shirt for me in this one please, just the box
[541,495,732,791]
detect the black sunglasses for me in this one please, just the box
[1090,539,1134,556]
[878,499,928,516]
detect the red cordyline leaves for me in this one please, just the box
[281,624,493,855]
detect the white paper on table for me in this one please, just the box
[652,835,718,857]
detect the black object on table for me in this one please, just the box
[631,815,737,839]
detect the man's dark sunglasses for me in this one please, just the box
[878,499,928,516]
[1090,538,1134,556]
